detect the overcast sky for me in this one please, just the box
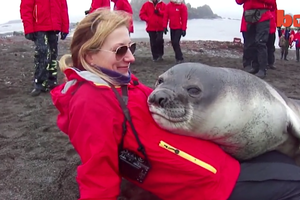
[0,0,298,24]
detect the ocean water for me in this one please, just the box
[0,18,282,48]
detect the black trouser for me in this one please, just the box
[170,29,183,61]
[281,39,290,59]
[296,47,300,61]
[242,32,256,68]
[266,33,275,66]
[34,31,59,89]
[243,20,270,71]
[228,151,300,200]
[148,31,164,60]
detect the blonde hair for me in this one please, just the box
[59,54,73,72]
[59,8,131,84]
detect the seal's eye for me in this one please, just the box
[187,87,201,96]
[155,77,164,87]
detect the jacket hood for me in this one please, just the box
[51,67,139,135]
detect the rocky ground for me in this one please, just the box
[0,36,300,200]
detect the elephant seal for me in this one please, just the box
[147,62,300,160]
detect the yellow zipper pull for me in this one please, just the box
[159,141,217,174]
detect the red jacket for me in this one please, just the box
[294,32,300,48]
[269,2,277,34]
[163,2,188,30]
[236,0,275,32]
[89,0,111,13]
[51,68,240,200]
[111,0,134,33]
[20,0,69,34]
[139,0,166,32]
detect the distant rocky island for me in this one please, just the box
[131,0,221,21]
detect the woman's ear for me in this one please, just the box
[85,53,94,65]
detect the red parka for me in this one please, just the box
[236,0,275,33]
[111,0,134,33]
[294,31,300,48]
[163,1,188,31]
[20,0,69,34]
[269,1,277,34]
[139,0,166,32]
[89,0,111,13]
[51,68,240,200]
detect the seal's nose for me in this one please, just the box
[148,90,169,107]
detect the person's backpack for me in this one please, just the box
[279,36,286,47]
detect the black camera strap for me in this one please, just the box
[109,84,151,165]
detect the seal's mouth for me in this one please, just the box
[148,104,190,123]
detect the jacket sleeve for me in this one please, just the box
[120,0,133,14]
[61,0,70,34]
[163,4,169,28]
[139,3,148,22]
[157,3,166,17]
[102,0,111,8]
[90,0,104,12]
[20,0,35,34]
[235,0,245,5]
[69,90,121,200]
[181,4,188,30]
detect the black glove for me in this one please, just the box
[85,9,90,15]
[60,32,68,40]
[182,30,186,37]
[154,9,159,14]
[25,33,36,41]
[163,28,168,35]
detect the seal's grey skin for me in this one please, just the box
[147,62,300,160]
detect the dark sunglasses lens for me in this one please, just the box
[116,46,128,60]
[129,43,136,54]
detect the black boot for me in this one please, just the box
[255,69,267,79]
[30,83,48,96]
[267,64,276,70]
[243,61,259,74]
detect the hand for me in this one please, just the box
[163,28,168,35]
[60,32,68,40]
[182,30,186,37]
[84,9,90,15]
[154,9,159,14]
[25,33,36,41]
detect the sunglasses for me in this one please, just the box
[100,42,136,61]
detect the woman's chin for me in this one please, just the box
[117,68,129,76]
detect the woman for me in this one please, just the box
[51,9,300,200]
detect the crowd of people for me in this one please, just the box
[19,0,187,96]
[236,0,300,79]
[19,1,300,199]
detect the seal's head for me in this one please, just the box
[148,62,223,136]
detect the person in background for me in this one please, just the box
[51,9,300,200]
[163,0,188,64]
[266,2,277,70]
[293,29,300,62]
[20,0,69,96]
[236,0,275,79]
[139,0,166,62]
[85,0,111,15]
[280,27,294,60]
[111,0,134,34]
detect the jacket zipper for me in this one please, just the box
[159,141,217,174]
